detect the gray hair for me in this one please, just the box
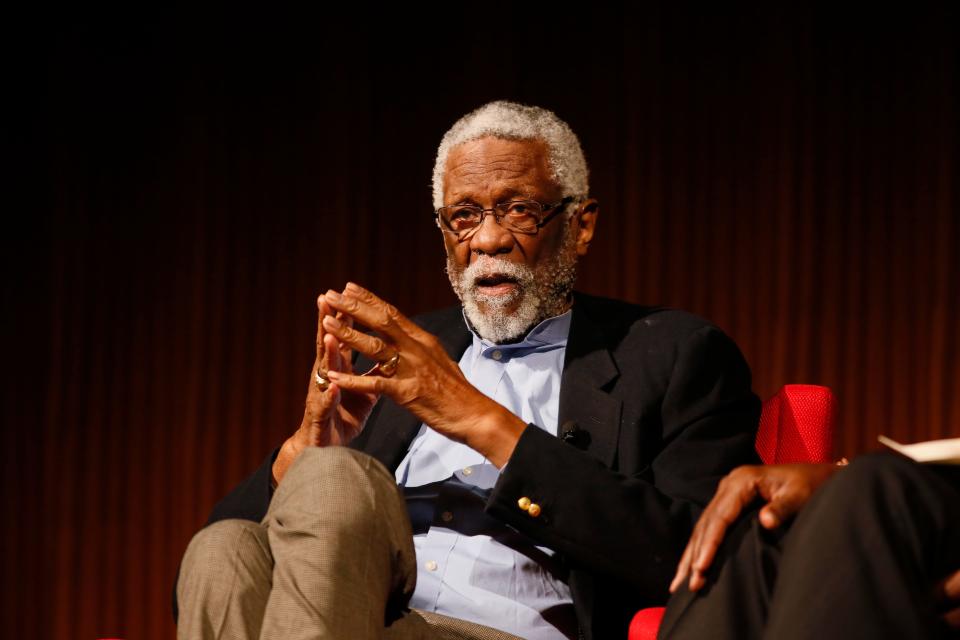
[431,100,590,209]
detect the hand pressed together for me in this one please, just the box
[271,293,378,485]
[272,283,527,486]
[322,282,526,468]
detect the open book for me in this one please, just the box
[878,435,960,465]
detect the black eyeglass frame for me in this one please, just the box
[434,196,576,240]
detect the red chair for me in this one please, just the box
[754,384,835,465]
[627,384,836,640]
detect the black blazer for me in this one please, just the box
[201,292,761,640]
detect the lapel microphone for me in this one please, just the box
[559,420,591,450]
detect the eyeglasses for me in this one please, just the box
[435,196,575,241]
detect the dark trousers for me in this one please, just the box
[659,452,960,640]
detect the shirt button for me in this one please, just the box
[425,560,438,572]
[441,511,453,523]
[462,466,473,476]
[518,496,531,511]
[491,350,503,361]
[527,503,542,518]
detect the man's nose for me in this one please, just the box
[468,213,515,256]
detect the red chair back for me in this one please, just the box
[755,384,835,464]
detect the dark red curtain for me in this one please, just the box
[5,6,957,638]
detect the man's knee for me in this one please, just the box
[282,446,395,491]
[178,519,272,612]
[269,447,409,536]
[181,519,269,574]
[177,520,272,634]
[262,448,417,624]
[826,451,922,501]
[799,451,939,536]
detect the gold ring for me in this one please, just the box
[378,352,400,377]
[314,368,330,391]
[362,352,400,378]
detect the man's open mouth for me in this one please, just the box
[474,273,520,296]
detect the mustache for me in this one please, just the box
[461,256,534,285]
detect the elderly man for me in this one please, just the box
[175,101,760,640]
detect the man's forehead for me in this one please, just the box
[445,136,547,166]
[442,136,557,200]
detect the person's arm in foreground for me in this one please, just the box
[669,463,838,593]
[670,461,960,631]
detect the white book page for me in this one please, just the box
[878,435,960,465]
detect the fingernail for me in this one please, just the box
[326,290,342,302]
[326,370,341,379]
[690,574,703,591]
[759,510,778,528]
[324,315,342,329]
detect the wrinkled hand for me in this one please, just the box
[272,293,379,485]
[670,463,839,593]
[935,568,960,630]
[321,282,526,467]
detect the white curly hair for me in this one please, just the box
[431,100,590,209]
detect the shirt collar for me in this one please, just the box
[462,307,573,361]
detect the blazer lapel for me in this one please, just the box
[362,309,472,471]
[558,297,623,469]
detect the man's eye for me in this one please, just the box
[504,202,533,216]
[449,207,480,221]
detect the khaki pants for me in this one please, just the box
[177,447,523,640]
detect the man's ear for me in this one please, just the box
[574,199,599,257]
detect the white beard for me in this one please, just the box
[446,232,579,344]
